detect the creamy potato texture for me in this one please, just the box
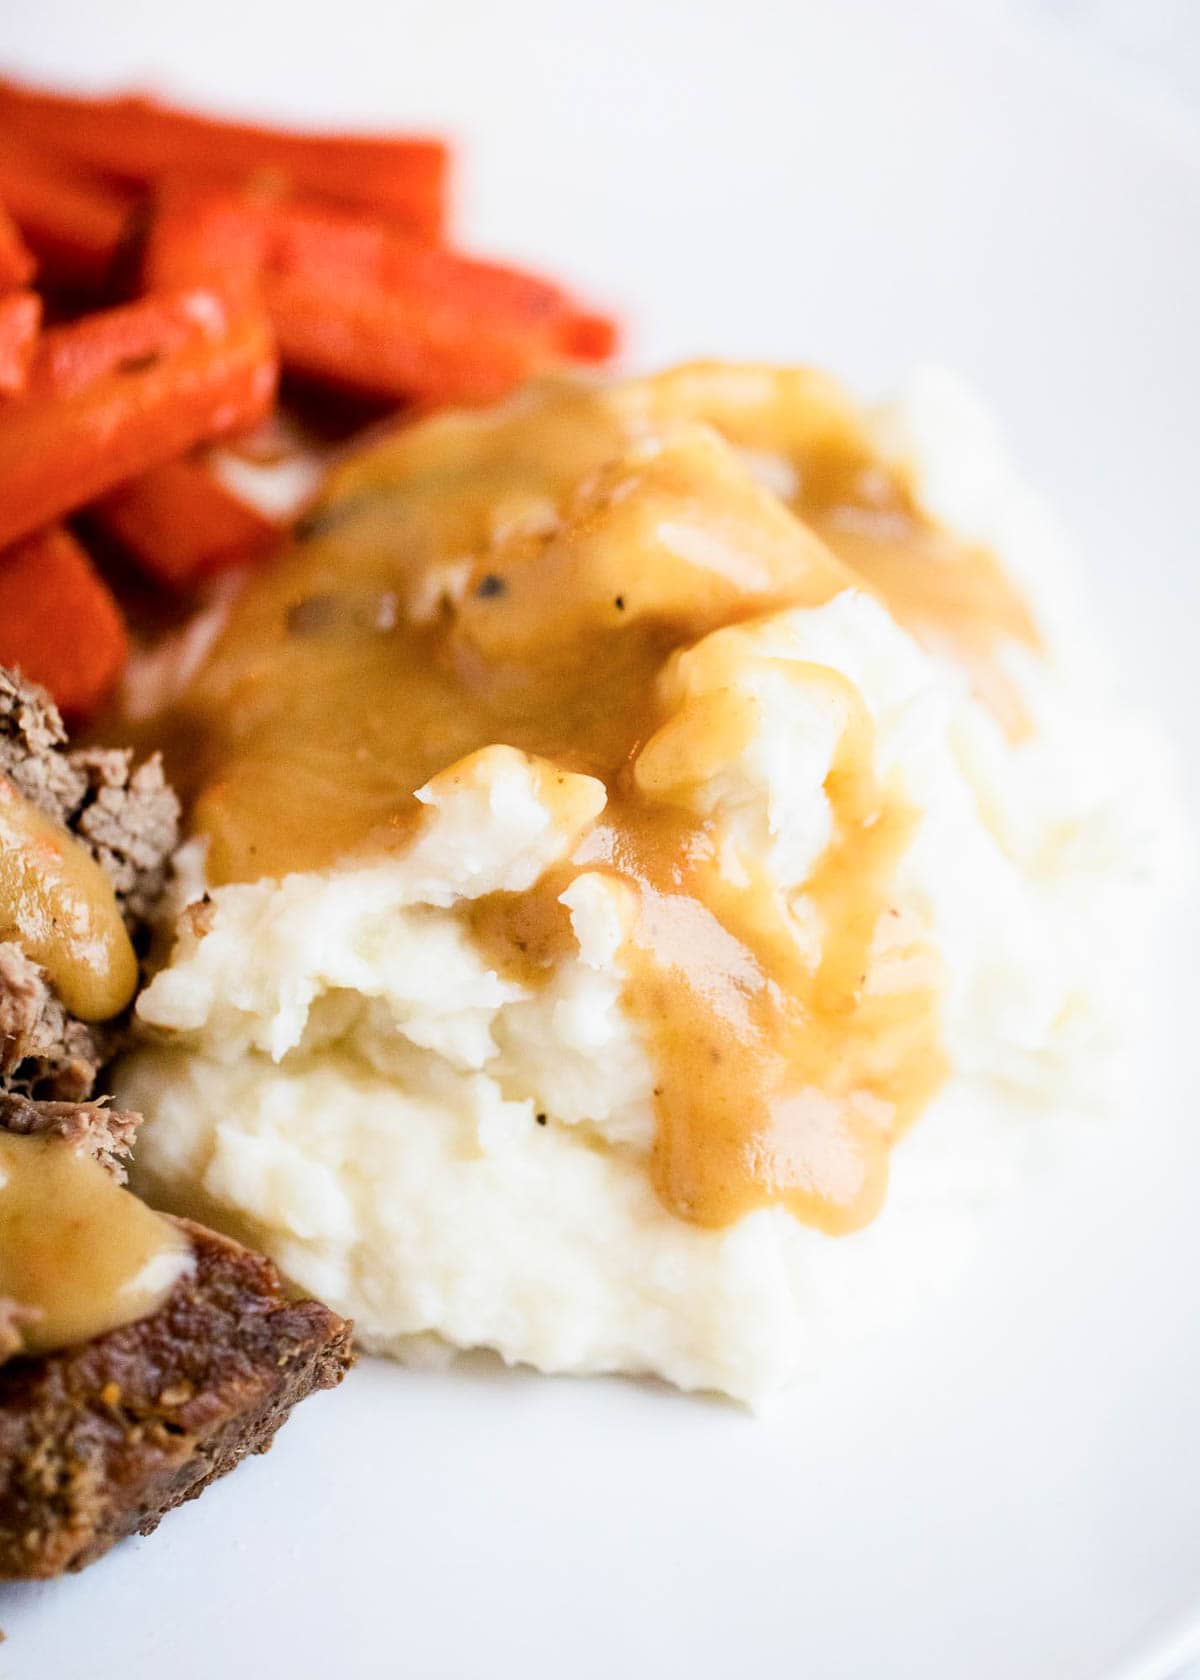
[119,364,1170,1402]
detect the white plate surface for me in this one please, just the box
[1,3,1198,1675]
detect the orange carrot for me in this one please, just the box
[0,203,35,289]
[262,267,531,402]
[138,178,268,298]
[92,453,279,586]
[0,289,277,550]
[561,311,619,363]
[0,80,448,238]
[0,525,127,720]
[142,187,619,403]
[263,242,615,402]
[25,288,234,399]
[0,136,135,291]
[0,292,41,397]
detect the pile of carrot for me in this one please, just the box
[0,77,618,720]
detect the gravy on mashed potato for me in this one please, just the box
[148,364,1039,1236]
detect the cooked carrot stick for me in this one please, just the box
[560,311,619,363]
[0,80,448,238]
[0,525,128,720]
[138,179,267,298]
[142,187,619,402]
[0,203,35,289]
[0,289,277,550]
[0,292,41,397]
[25,288,233,399]
[264,245,615,402]
[92,453,279,586]
[0,136,135,291]
[262,267,537,402]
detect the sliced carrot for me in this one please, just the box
[0,80,448,238]
[561,311,619,363]
[0,292,41,397]
[262,268,532,403]
[0,203,35,289]
[0,136,135,291]
[138,178,268,298]
[25,288,234,400]
[263,246,615,403]
[0,526,127,720]
[92,453,279,586]
[0,289,277,550]
[142,187,619,403]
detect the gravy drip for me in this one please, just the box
[0,1132,192,1356]
[0,777,138,1022]
[149,364,1041,1231]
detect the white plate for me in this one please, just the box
[2,3,1198,1675]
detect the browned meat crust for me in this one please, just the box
[0,670,355,1579]
[0,1219,354,1579]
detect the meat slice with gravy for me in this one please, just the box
[0,668,353,1579]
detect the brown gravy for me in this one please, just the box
[0,778,138,1022]
[0,1131,192,1356]
[149,363,1037,1233]
[615,363,1040,738]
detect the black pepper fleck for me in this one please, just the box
[476,573,506,599]
[614,595,625,611]
[535,1112,547,1126]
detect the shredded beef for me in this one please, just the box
[69,749,180,929]
[0,942,112,1102]
[0,669,87,820]
[0,1090,139,1181]
[0,668,180,1100]
[0,668,180,931]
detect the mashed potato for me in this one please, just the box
[119,366,1174,1404]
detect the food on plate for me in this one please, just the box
[140,181,617,404]
[0,289,278,554]
[0,76,622,1580]
[118,360,1171,1404]
[0,72,1175,1516]
[0,74,626,1581]
[93,455,282,587]
[0,76,617,724]
[0,289,38,394]
[0,1140,352,1577]
[0,78,448,237]
[0,667,177,1094]
[0,131,135,290]
[0,527,129,720]
[0,670,352,1579]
